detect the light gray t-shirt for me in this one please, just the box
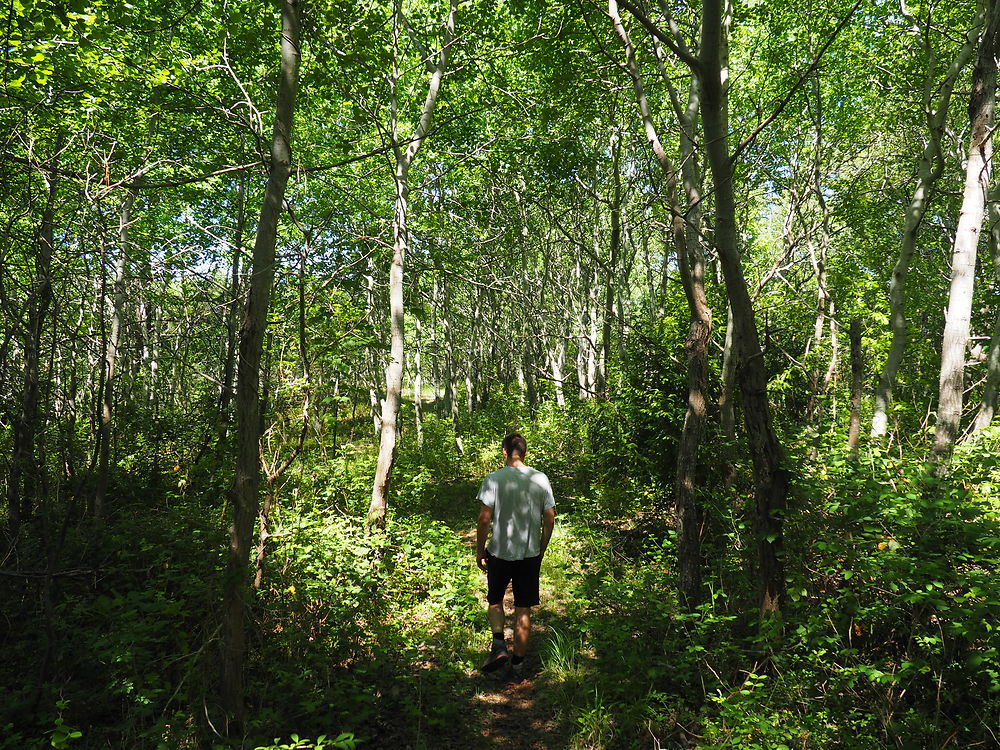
[478,465,555,561]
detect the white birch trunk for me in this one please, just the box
[872,11,982,437]
[933,2,999,459]
[971,188,1000,433]
[369,0,456,527]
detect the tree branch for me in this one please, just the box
[616,0,702,73]
[730,0,862,165]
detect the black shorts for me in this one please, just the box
[486,551,542,608]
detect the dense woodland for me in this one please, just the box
[4,0,1000,747]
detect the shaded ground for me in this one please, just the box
[384,474,581,750]
[458,525,577,750]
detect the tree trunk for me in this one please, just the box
[365,269,382,437]
[7,158,58,538]
[218,175,246,445]
[719,304,737,443]
[369,163,408,527]
[414,315,424,443]
[848,318,863,460]
[610,2,709,607]
[94,189,135,525]
[600,132,621,396]
[872,12,982,437]
[221,0,300,724]
[700,0,788,615]
[548,336,567,406]
[431,278,442,413]
[523,335,538,411]
[933,1,999,462]
[368,0,456,527]
[971,186,1000,433]
[673,79,709,610]
[586,282,600,396]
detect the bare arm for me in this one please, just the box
[540,507,556,558]
[476,504,492,571]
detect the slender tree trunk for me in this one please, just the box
[7,159,58,538]
[431,278,442,413]
[254,479,277,591]
[365,269,382,437]
[600,132,621,396]
[586,283,599,395]
[872,12,982,437]
[370,161,409,526]
[368,0,456,527]
[806,240,830,418]
[221,0,300,723]
[700,0,788,614]
[549,335,567,406]
[610,3,709,606]
[218,176,246,445]
[971,187,1000,433]
[673,80,709,610]
[414,315,424,443]
[465,302,479,413]
[933,1,999,462]
[824,306,839,425]
[574,258,590,397]
[94,189,135,525]
[848,318,863,460]
[523,336,538,411]
[443,287,457,420]
[719,304,737,442]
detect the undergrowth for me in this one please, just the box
[4,404,1000,748]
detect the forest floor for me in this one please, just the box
[389,475,594,750]
[456,524,578,750]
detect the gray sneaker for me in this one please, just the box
[482,638,509,673]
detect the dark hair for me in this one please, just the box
[502,432,527,458]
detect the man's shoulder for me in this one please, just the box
[521,465,550,479]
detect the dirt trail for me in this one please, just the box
[457,526,577,749]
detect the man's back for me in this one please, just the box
[478,465,555,560]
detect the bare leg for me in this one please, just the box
[488,603,505,635]
[513,606,531,658]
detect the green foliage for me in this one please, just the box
[254,733,360,750]
[606,329,687,485]
[47,701,83,750]
[4,1,1000,747]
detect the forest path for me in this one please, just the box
[451,519,583,750]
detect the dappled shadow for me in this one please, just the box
[329,492,579,748]
[303,632,573,749]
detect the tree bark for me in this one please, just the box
[601,131,621,396]
[7,156,58,539]
[673,79,710,610]
[806,196,833,419]
[221,0,300,724]
[218,175,246,445]
[848,318,863,460]
[414,315,424,443]
[971,185,1000,433]
[719,304,737,443]
[94,189,135,526]
[610,1,710,606]
[700,0,788,615]
[872,12,982,438]
[368,0,456,527]
[933,0,1000,462]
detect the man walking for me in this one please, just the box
[476,432,556,680]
